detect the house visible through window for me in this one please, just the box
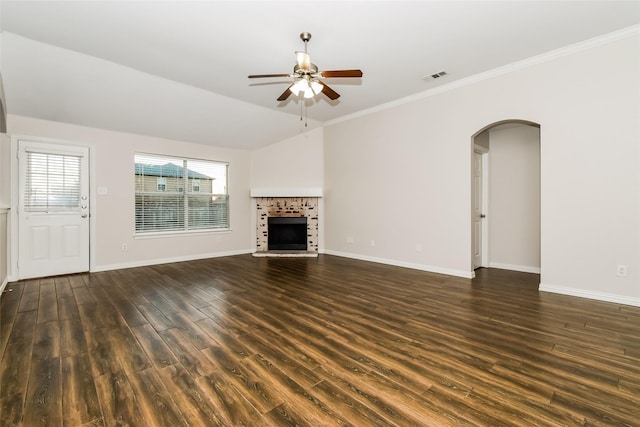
[134,153,229,233]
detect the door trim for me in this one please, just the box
[10,134,95,281]
[473,146,489,270]
[480,150,489,267]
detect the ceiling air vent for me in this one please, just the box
[429,71,447,79]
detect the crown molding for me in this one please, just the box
[325,25,640,127]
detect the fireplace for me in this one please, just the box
[253,196,319,255]
[268,217,307,250]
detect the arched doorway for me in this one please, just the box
[471,120,541,275]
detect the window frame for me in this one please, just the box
[134,153,230,236]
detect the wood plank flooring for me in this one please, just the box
[1,254,639,426]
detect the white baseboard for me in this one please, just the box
[539,283,640,308]
[489,262,541,274]
[322,250,473,279]
[92,249,254,273]
[0,276,8,295]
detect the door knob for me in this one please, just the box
[81,214,88,218]
[480,214,486,218]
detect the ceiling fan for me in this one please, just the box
[248,32,363,102]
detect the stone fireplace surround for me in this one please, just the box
[253,196,319,255]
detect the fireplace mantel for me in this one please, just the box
[250,188,323,198]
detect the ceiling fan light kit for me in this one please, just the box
[290,78,323,99]
[248,32,363,104]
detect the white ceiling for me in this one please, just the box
[1,1,639,149]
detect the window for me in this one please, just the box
[24,151,81,212]
[134,153,229,233]
[156,177,167,192]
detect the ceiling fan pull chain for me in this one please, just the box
[298,102,308,128]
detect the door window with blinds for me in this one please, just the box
[24,150,82,212]
[134,153,229,234]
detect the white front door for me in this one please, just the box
[472,151,484,269]
[18,140,90,279]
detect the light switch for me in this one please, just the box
[97,186,108,195]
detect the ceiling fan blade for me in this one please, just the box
[296,51,311,70]
[320,69,363,78]
[248,73,291,78]
[321,82,340,100]
[277,84,294,101]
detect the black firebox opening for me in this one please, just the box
[268,216,307,251]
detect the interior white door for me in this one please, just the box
[18,140,90,279]
[472,151,484,269]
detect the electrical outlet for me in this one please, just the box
[416,243,423,253]
[370,240,376,247]
[346,236,354,244]
[616,265,627,277]
[121,243,128,252]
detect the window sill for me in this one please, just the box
[134,229,232,239]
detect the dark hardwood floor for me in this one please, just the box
[1,254,639,426]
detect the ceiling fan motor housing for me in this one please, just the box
[294,64,318,76]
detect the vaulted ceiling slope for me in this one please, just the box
[1,1,639,149]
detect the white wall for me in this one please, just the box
[489,125,540,272]
[250,127,325,250]
[324,32,639,304]
[250,127,324,190]
[7,115,253,273]
[324,90,475,277]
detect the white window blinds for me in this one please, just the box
[134,153,229,233]
[24,151,82,212]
